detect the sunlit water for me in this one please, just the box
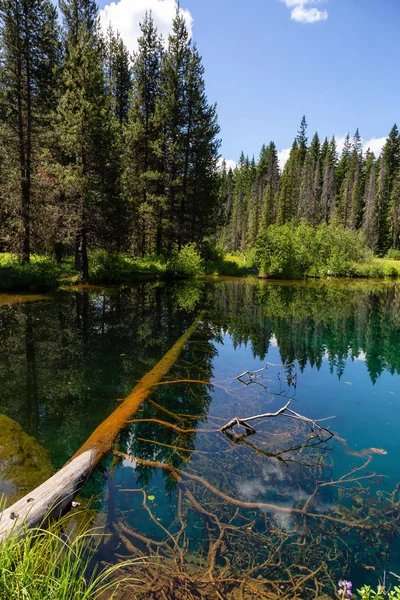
[2,279,400,597]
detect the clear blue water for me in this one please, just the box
[2,279,400,597]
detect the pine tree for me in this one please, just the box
[105,25,132,125]
[296,115,308,165]
[277,140,299,224]
[218,160,234,249]
[320,137,329,173]
[385,125,400,250]
[155,9,220,252]
[157,9,190,252]
[390,166,400,249]
[348,129,365,229]
[372,125,400,253]
[260,142,280,230]
[181,44,221,246]
[321,137,337,223]
[298,133,321,224]
[0,0,60,260]
[124,12,163,255]
[58,0,117,280]
[362,152,378,250]
[333,133,351,225]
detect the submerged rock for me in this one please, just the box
[0,414,53,504]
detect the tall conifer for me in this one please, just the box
[0,0,60,260]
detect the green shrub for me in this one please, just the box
[199,239,225,262]
[386,248,400,260]
[166,243,204,279]
[204,259,248,276]
[89,250,132,284]
[254,222,369,279]
[89,251,166,283]
[358,584,400,599]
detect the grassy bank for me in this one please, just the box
[0,248,251,292]
[0,252,166,291]
[352,258,400,278]
[0,514,136,599]
[2,250,400,293]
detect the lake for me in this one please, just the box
[1,279,400,598]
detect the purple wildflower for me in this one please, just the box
[337,580,352,599]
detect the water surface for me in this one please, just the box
[2,279,400,597]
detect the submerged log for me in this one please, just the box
[0,313,204,543]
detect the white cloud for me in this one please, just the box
[291,5,328,23]
[335,135,386,157]
[280,0,328,23]
[278,147,291,170]
[99,0,193,55]
[282,0,323,7]
[218,158,237,172]
[334,136,347,157]
[362,137,387,157]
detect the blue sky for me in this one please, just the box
[97,0,400,166]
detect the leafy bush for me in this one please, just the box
[166,243,204,279]
[199,239,225,262]
[386,248,400,260]
[254,222,369,279]
[89,251,132,283]
[358,585,400,599]
[204,259,249,276]
[0,254,61,291]
[89,250,165,283]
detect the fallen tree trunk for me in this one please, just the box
[0,313,204,543]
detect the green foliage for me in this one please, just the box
[200,240,225,262]
[166,243,204,279]
[0,516,137,599]
[204,259,249,276]
[254,222,369,279]
[353,258,400,278]
[0,254,63,291]
[386,248,400,260]
[89,250,166,283]
[358,585,400,599]
[172,283,203,311]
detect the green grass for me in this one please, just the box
[351,258,400,278]
[204,253,251,276]
[0,252,166,290]
[0,253,78,292]
[2,251,400,292]
[0,513,139,599]
[88,250,166,284]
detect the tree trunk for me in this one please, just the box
[0,312,203,543]
[75,202,89,281]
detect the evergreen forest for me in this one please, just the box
[1,0,400,284]
[0,1,221,280]
[219,117,400,257]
